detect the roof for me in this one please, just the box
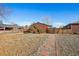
[0,24,21,28]
[63,22,79,28]
[0,20,21,28]
[32,22,52,27]
[69,21,79,25]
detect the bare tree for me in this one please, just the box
[0,4,12,31]
[42,16,52,26]
[0,4,12,21]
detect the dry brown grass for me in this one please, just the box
[56,34,79,56]
[0,33,48,56]
[0,32,79,56]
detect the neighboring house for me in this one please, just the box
[63,22,79,33]
[26,22,53,33]
[0,24,13,30]
[0,20,21,31]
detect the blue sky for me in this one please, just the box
[1,3,79,27]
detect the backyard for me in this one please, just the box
[0,33,79,56]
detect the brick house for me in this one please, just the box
[63,22,79,33]
[25,22,53,33]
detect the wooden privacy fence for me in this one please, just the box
[54,28,73,34]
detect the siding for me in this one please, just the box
[71,24,79,32]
